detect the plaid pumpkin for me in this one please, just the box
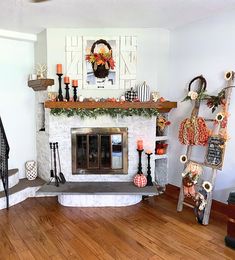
[134,173,147,188]
[125,88,138,102]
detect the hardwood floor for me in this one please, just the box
[0,195,234,259]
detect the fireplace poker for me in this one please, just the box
[53,143,60,186]
[47,142,55,185]
[50,142,54,178]
[55,142,66,184]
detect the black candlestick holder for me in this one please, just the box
[65,83,70,101]
[72,86,78,101]
[146,152,153,186]
[57,73,63,101]
[137,149,144,174]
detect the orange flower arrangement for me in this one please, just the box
[86,48,115,70]
[157,116,171,131]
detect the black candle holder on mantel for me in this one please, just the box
[56,73,63,101]
[65,83,70,101]
[72,86,78,101]
[145,152,153,186]
[137,149,144,174]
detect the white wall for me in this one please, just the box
[0,37,35,178]
[35,28,170,98]
[168,10,235,203]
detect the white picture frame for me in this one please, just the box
[83,36,120,90]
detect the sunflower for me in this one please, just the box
[224,71,234,81]
[180,154,188,164]
[202,181,213,193]
[215,112,225,122]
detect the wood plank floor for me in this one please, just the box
[0,194,234,259]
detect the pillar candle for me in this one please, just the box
[137,139,143,150]
[56,64,62,74]
[64,76,70,84]
[72,79,78,87]
[146,150,152,154]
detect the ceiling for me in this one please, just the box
[1,0,235,34]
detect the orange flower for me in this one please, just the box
[86,51,115,69]
[99,47,106,54]
[97,60,104,65]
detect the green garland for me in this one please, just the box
[50,108,159,119]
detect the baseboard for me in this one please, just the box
[165,184,228,216]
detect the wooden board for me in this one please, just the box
[28,79,54,91]
[44,101,177,112]
[204,135,225,170]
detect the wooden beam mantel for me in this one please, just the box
[28,79,54,91]
[44,101,177,113]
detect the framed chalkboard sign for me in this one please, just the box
[205,135,225,170]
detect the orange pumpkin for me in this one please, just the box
[156,148,165,155]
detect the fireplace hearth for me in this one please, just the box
[71,127,128,174]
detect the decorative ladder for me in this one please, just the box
[177,73,234,225]
[0,116,9,209]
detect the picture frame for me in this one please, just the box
[83,36,120,90]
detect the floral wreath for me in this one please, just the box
[182,72,234,113]
[182,75,207,102]
[86,39,115,75]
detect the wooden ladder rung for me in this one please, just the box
[189,160,217,169]
[183,201,194,209]
[188,160,205,166]
[204,118,215,122]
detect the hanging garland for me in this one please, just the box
[50,108,159,119]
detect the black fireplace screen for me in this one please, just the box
[71,128,128,174]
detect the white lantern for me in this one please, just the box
[25,161,37,180]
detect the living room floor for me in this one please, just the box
[0,195,234,259]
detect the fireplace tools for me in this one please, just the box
[49,143,54,179]
[55,142,66,184]
[48,142,66,186]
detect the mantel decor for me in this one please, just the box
[56,73,63,101]
[28,79,54,91]
[45,101,177,118]
[50,107,159,119]
[86,39,115,79]
[45,101,177,111]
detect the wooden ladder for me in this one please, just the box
[177,73,234,225]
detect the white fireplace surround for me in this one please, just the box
[36,92,156,183]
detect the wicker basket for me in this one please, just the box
[91,39,112,78]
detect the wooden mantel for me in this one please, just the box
[44,101,177,113]
[28,79,54,91]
